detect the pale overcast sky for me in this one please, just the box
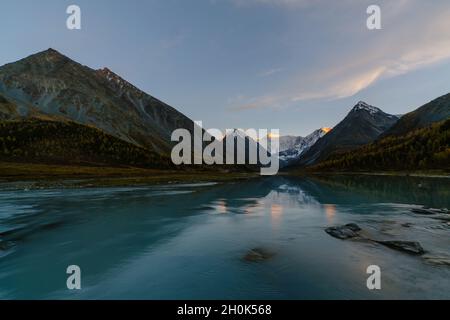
[1,0,450,136]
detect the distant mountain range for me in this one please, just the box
[0,49,449,173]
[278,128,330,166]
[259,135,305,154]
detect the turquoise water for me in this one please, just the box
[0,176,449,299]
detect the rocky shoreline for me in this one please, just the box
[325,205,450,266]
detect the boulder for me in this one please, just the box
[0,240,9,251]
[325,224,427,256]
[375,240,425,255]
[401,223,413,228]
[325,223,361,240]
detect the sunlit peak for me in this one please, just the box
[268,132,280,139]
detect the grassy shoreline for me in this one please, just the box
[0,161,259,190]
[283,170,450,179]
[1,161,449,191]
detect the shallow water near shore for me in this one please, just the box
[0,175,449,299]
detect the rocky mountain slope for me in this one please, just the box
[291,101,399,167]
[0,49,196,156]
[383,92,450,137]
[308,94,450,172]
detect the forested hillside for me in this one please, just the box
[0,119,171,168]
[310,119,450,172]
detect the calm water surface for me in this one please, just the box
[0,175,449,299]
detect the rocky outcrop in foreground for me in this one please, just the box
[374,240,425,255]
[325,223,425,256]
[325,223,361,240]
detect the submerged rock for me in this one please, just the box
[0,240,10,251]
[438,216,450,221]
[375,240,425,255]
[423,255,450,266]
[325,223,362,240]
[243,248,275,262]
[411,207,448,215]
[401,223,413,228]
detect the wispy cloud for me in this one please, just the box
[258,67,284,77]
[231,0,450,111]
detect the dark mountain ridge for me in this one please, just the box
[291,101,399,167]
[306,93,450,172]
[383,92,450,137]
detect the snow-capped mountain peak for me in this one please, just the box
[351,101,382,115]
[278,128,330,163]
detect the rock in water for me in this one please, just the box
[411,207,448,215]
[423,255,450,266]
[401,223,413,228]
[375,241,425,255]
[0,240,10,251]
[324,224,426,256]
[325,223,361,240]
[243,248,275,262]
